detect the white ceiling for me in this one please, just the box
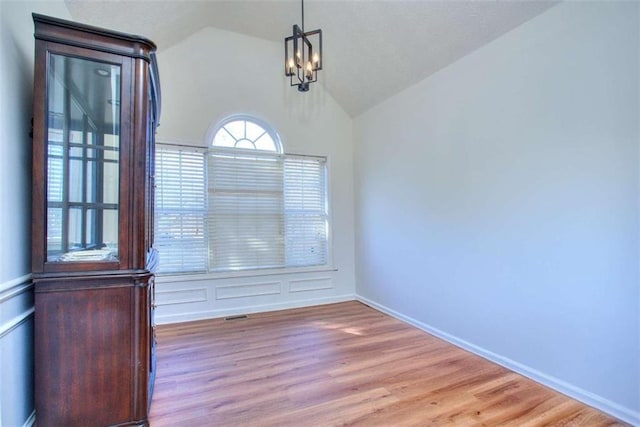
[65,0,558,117]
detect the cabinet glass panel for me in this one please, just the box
[46,53,121,262]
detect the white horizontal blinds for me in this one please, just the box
[284,156,328,267]
[155,146,208,273]
[209,150,285,271]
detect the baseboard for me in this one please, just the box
[22,410,36,427]
[356,295,639,426]
[156,293,356,324]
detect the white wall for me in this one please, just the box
[0,2,71,426]
[154,27,356,323]
[354,2,639,424]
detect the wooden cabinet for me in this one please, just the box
[31,14,160,426]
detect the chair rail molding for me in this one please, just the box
[0,273,32,298]
[0,274,34,337]
[0,273,35,427]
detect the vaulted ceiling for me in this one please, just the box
[65,0,557,117]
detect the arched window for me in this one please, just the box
[211,116,282,153]
[155,115,328,274]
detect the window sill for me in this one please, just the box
[155,265,338,284]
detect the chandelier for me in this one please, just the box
[284,0,322,92]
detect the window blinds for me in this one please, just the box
[284,156,328,267]
[209,151,285,271]
[155,147,208,273]
[155,145,328,274]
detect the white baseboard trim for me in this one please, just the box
[156,294,356,324]
[22,410,36,427]
[356,295,639,427]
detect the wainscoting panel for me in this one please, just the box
[288,276,333,293]
[156,288,208,306]
[0,275,35,427]
[216,281,281,300]
[154,268,354,324]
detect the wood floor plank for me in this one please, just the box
[148,301,627,426]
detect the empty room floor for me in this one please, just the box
[148,301,625,426]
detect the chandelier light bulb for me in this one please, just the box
[306,61,313,78]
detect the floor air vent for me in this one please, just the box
[224,314,248,321]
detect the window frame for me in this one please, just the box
[208,114,283,154]
[154,116,333,278]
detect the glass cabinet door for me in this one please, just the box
[46,53,121,262]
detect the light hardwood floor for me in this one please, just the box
[148,301,626,426]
